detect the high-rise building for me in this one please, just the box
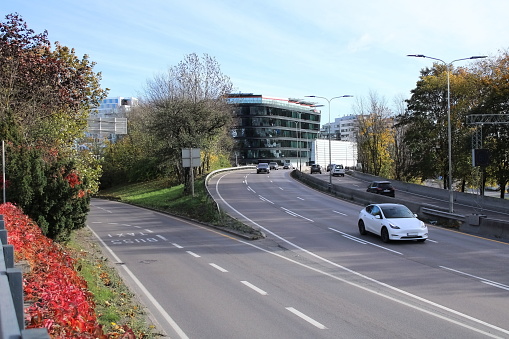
[320,114,358,141]
[227,94,321,167]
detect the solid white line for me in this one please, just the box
[213,177,507,337]
[259,195,274,204]
[186,251,200,258]
[172,243,183,249]
[441,266,509,290]
[209,263,228,272]
[286,307,327,329]
[281,207,314,222]
[482,281,509,291]
[241,281,268,295]
[156,235,168,241]
[87,226,189,339]
[329,228,403,255]
[332,210,347,216]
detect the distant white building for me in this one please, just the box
[86,96,138,143]
[320,114,358,142]
[310,139,357,168]
[91,96,139,118]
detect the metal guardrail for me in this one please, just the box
[0,215,50,339]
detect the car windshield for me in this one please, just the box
[378,183,392,189]
[381,205,414,218]
[258,163,268,167]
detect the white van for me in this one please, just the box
[331,164,345,177]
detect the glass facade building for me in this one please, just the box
[228,94,321,166]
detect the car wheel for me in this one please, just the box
[380,227,390,243]
[358,220,367,235]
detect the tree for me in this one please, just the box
[143,53,234,192]
[0,13,106,149]
[0,13,106,240]
[354,92,394,177]
[469,51,509,198]
[398,64,481,189]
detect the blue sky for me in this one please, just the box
[4,0,509,119]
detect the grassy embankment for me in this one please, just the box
[69,176,261,337]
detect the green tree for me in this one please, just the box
[469,51,509,198]
[143,53,234,192]
[0,13,106,240]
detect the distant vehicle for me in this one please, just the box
[257,163,270,174]
[366,181,395,197]
[331,164,345,177]
[358,203,428,243]
[310,164,322,174]
[283,160,292,169]
[326,164,335,172]
[269,162,279,170]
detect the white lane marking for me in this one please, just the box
[297,197,305,200]
[329,228,403,255]
[279,187,284,190]
[286,307,327,329]
[247,186,256,193]
[172,243,183,248]
[427,239,438,243]
[259,195,274,204]
[441,266,509,291]
[156,235,168,241]
[213,177,507,337]
[281,207,314,222]
[108,222,119,225]
[332,210,347,216]
[483,281,509,291]
[186,251,200,258]
[91,221,103,224]
[87,226,189,339]
[209,263,228,273]
[241,281,268,295]
[122,224,132,227]
[145,229,154,233]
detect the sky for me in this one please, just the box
[4,0,509,120]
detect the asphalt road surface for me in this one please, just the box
[87,169,509,338]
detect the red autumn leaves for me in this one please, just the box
[1,203,135,338]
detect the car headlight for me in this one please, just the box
[389,223,400,229]
[420,221,426,229]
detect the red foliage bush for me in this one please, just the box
[0,203,135,338]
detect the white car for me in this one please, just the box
[358,203,428,243]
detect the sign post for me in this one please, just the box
[182,148,201,196]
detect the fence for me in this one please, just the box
[0,215,49,339]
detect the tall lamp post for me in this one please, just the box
[407,54,487,213]
[306,95,353,189]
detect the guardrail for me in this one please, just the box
[204,166,256,215]
[0,215,50,339]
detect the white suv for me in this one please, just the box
[331,164,345,177]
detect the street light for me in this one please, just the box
[407,54,487,213]
[306,95,353,189]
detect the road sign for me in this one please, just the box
[182,148,201,167]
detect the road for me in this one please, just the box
[87,169,509,338]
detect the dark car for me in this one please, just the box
[366,181,395,197]
[310,164,322,174]
[256,163,270,174]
